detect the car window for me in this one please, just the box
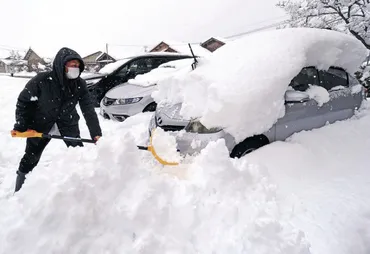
[128,58,153,75]
[116,65,128,77]
[152,58,170,69]
[319,67,348,91]
[289,67,319,91]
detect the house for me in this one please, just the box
[200,37,226,52]
[83,51,116,71]
[149,40,211,57]
[0,59,28,73]
[0,60,6,73]
[23,48,46,71]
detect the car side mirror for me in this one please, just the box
[285,90,310,103]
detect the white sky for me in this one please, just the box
[0,0,285,59]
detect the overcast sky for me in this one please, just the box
[0,0,285,59]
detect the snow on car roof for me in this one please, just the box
[98,53,193,75]
[98,58,133,74]
[152,27,368,143]
[128,58,195,87]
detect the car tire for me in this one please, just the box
[230,135,269,158]
[143,102,157,112]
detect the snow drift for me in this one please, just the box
[0,136,310,254]
[152,27,368,143]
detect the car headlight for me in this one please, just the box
[185,120,222,134]
[113,97,143,105]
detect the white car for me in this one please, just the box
[99,58,195,121]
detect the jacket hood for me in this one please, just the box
[52,47,85,88]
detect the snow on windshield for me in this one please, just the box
[152,28,367,143]
[98,58,132,74]
[128,58,195,87]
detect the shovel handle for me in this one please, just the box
[11,130,43,138]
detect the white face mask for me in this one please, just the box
[66,67,80,79]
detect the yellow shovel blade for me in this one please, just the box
[148,128,180,166]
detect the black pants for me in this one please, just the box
[18,137,83,174]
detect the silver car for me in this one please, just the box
[149,66,366,158]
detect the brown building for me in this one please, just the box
[83,51,115,71]
[200,37,226,52]
[149,41,212,57]
[23,48,46,71]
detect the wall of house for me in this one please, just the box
[150,43,173,52]
[83,52,101,64]
[203,41,224,52]
[0,62,5,73]
[27,52,45,71]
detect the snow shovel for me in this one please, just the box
[145,129,180,166]
[11,129,99,144]
[10,130,179,166]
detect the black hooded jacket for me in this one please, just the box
[13,47,102,139]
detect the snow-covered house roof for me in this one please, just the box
[83,51,116,65]
[0,59,27,66]
[149,41,211,57]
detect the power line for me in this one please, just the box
[225,20,289,39]
[1,18,290,54]
[107,19,289,49]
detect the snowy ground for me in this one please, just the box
[1,76,370,253]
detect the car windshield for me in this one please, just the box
[98,57,133,74]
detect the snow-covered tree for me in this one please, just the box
[277,0,370,50]
[9,50,22,60]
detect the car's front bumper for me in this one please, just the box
[100,99,147,122]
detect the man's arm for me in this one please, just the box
[13,78,39,132]
[78,79,102,139]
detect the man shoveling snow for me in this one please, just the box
[11,47,102,192]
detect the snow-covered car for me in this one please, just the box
[148,28,368,158]
[99,58,196,122]
[83,52,193,107]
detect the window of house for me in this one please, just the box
[289,67,319,91]
[318,67,348,91]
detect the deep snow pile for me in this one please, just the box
[152,28,368,143]
[2,76,370,254]
[0,137,311,254]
